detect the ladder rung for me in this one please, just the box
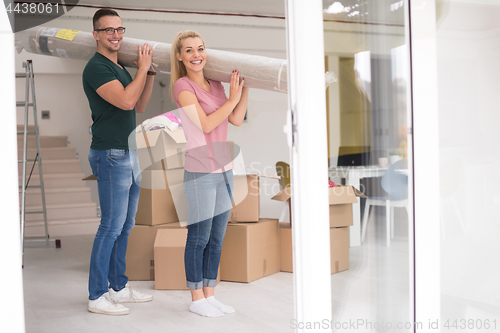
[17,131,36,135]
[16,102,33,107]
[25,236,49,240]
[19,185,42,189]
[18,159,37,163]
[23,211,45,214]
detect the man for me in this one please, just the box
[82,8,156,315]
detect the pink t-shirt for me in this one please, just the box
[174,76,232,173]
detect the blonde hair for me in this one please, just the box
[170,30,205,100]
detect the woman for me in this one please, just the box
[170,30,248,317]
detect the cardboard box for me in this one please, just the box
[279,223,349,274]
[136,127,186,171]
[230,174,259,222]
[220,218,280,282]
[230,174,280,223]
[153,228,187,290]
[168,172,279,226]
[125,223,185,281]
[271,185,366,228]
[136,165,184,226]
[169,182,188,224]
[279,222,293,272]
[153,228,220,290]
[328,185,367,228]
[85,126,186,181]
[271,186,292,224]
[272,186,360,274]
[330,227,349,273]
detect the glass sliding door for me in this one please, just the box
[323,1,414,331]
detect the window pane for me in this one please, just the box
[324,1,413,331]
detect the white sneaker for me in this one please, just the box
[109,283,153,303]
[88,293,130,315]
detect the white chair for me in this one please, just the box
[361,159,409,246]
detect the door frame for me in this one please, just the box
[286,0,333,330]
[407,0,441,329]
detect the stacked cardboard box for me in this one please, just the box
[272,185,365,274]
[229,174,280,223]
[128,127,283,287]
[230,174,260,222]
[135,165,184,226]
[278,221,293,272]
[277,223,351,274]
[125,128,188,288]
[220,218,280,282]
[153,228,220,290]
[154,228,188,289]
[327,185,366,272]
[135,127,187,226]
[126,223,184,281]
[135,127,186,171]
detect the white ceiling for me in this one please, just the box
[76,0,286,18]
[322,0,405,25]
[76,0,406,25]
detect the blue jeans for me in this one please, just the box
[183,170,233,290]
[88,149,141,300]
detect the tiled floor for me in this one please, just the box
[23,207,412,333]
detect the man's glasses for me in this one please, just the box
[95,27,126,35]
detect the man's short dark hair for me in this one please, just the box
[93,8,120,30]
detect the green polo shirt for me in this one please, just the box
[83,52,136,150]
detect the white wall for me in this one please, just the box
[437,0,500,316]
[15,7,289,218]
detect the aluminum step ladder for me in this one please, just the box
[17,60,61,266]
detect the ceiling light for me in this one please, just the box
[324,2,347,14]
